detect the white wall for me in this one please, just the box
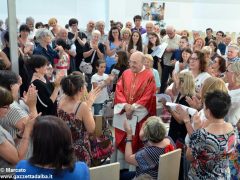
[1,0,240,37]
[0,0,108,29]
[108,0,240,37]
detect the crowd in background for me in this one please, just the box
[0,14,239,180]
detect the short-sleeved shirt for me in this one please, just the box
[16,160,90,180]
[135,137,175,179]
[0,101,28,139]
[83,42,105,74]
[152,68,161,88]
[91,73,109,104]
[188,128,237,180]
[0,125,15,175]
[68,31,87,61]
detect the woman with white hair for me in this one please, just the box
[225,61,240,180]
[33,28,64,66]
[225,61,240,125]
[82,30,105,91]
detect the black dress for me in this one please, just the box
[32,79,57,115]
[168,94,189,143]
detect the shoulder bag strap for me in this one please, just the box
[90,50,97,64]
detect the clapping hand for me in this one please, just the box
[22,84,38,109]
[186,96,202,110]
[86,86,102,107]
[54,70,65,87]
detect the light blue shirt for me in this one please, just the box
[152,68,161,88]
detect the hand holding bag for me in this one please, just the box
[80,50,96,74]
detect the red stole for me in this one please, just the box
[114,69,156,153]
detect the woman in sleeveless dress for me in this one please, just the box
[57,73,101,166]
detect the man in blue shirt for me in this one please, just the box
[131,15,146,35]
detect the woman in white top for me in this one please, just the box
[225,61,240,125]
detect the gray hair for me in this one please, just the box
[231,61,240,84]
[143,116,166,143]
[228,44,240,52]
[35,28,53,42]
[96,21,105,29]
[26,17,34,24]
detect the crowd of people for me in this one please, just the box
[0,14,240,180]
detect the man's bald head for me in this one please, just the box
[129,51,145,73]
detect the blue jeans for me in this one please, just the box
[93,103,104,115]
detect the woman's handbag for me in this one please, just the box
[89,125,114,167]
[79,50,96,74]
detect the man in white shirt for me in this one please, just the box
[141,21,154,46]
[160,25,181,93]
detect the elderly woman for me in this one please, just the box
[0,86,36,176]
[82,30,105,91]
[225,61,240,180]
[144,54,161,93]
[124,116,175,179]
[33,28,64,66]
[225,62,240,125]
[16,116,90,179]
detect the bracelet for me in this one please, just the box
[125,139,132,143]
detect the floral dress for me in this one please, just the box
[188,128,237,180]
[57,103,92,166]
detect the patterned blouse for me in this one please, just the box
[188,128,237,180]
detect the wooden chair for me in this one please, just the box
[90,162,120,180]
[158,148,182,180]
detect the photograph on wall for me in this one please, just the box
[142,1,165,21]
